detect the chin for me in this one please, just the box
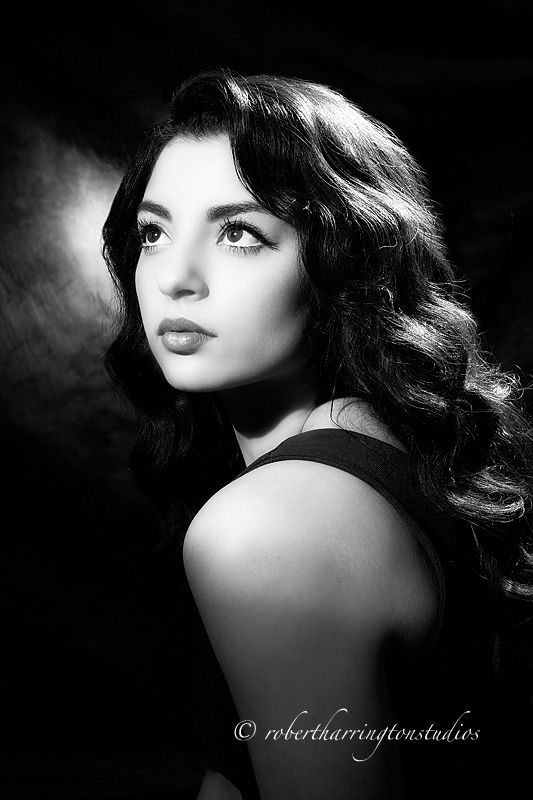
[159,369,221,393]
[156,362,234,393]
[157,363,276,395]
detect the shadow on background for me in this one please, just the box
[0,2,532,797]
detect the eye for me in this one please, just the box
[142,225,162,245]
[137,220,171,254]
[219,223,263,252]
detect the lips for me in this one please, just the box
[158,316,215,355]
[157,317,215,337]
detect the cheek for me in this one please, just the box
[134,266,142,299]
[134,266,153,322]
[222,273,310,356]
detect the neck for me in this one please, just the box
[216,365,321,467]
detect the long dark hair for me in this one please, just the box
[103,68,533,601]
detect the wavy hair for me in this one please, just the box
[103,68,533,601]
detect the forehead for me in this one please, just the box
[145,134,251,203]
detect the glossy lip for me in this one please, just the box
[157,317,216,337]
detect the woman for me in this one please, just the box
[103,69,533,799]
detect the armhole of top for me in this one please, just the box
[387,507,447,658]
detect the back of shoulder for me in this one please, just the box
[183,458,438,644]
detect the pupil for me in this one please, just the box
[147,227,160,244]
[228,228,243,243]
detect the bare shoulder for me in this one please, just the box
[184,459,439,797]
[183,458,438,648]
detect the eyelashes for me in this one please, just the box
[135,216,278,256]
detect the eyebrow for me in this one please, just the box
[206,202,266,222]
[137,199,268,223]
[137,200,172,220]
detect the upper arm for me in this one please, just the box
[183,461,436,799]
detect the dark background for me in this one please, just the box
[1,2,532,798]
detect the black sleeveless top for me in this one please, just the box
[187,428,500,799]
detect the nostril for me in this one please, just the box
[156,266,203,298]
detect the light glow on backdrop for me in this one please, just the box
[0,112,124,447]
[58,148,119,309]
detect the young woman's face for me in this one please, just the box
[135,135,312,393]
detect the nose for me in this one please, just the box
[156,243,208,299]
